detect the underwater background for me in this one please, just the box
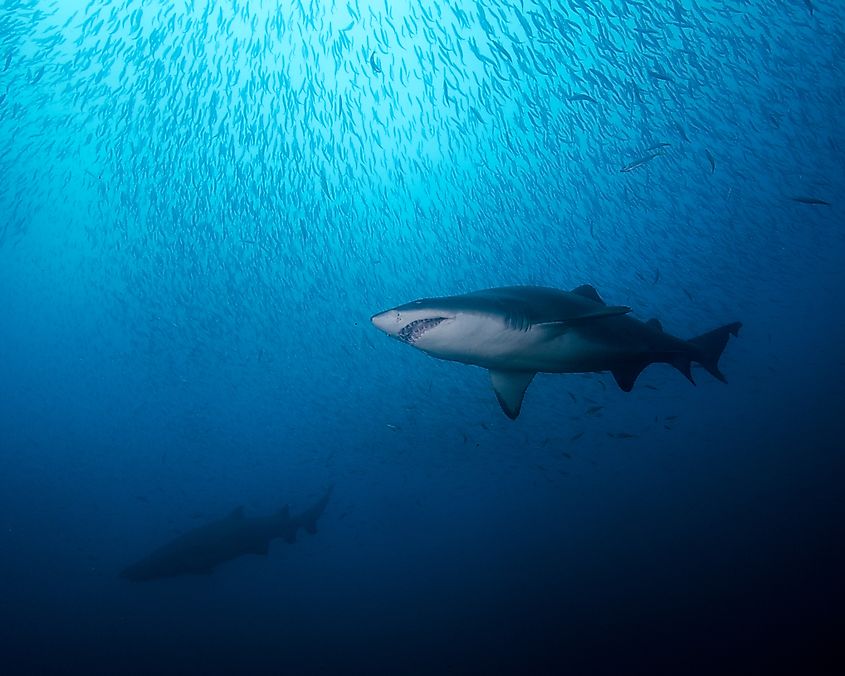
[1,0,843,673]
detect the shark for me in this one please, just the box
[121,486,333,581]
[371,285,741,419]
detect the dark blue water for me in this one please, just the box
[1,1,843,674]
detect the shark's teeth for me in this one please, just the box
[397,317,446,344]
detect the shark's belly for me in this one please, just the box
[431,329,636,373]
[503,332,631,373]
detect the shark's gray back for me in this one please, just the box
[438,286,605,330]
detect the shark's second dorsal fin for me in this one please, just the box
[571,284,605,305]
[230,506,245,520]
[646,318,663,332]
[490,370,536,420]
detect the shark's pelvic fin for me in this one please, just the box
[571,284,606,304]
[490,370,536,419]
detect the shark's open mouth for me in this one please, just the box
[397,317,447,344]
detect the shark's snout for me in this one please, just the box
[371,310,400,335]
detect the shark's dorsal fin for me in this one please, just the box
[230,506,245,520]
[490,370,536,420]
[571,284,606,305]
[646,318,663,332]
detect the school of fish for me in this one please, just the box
[0,1,839,399]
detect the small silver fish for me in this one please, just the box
[705,149,716,174]
[620,152,661,173]
[790,196,830,206]
[567,93,597,104]
[644,142,671,154]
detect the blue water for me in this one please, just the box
[1,0,843,673]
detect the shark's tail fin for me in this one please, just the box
[303,484,334,535]
[688,322,742,382]
[273,505,296,543]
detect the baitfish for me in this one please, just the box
[567,93,598,104]
[790,196,830,206]
[620,152,662,172]
[705,149,716,174]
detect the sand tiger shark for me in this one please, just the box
[371,285,741,419]
[121,486,332,581]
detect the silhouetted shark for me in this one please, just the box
[121,486,332,581]
[372,285,741,419]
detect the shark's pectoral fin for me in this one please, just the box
[537,305,631,333]
[573,305,631,321]
[490,370,536,420]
